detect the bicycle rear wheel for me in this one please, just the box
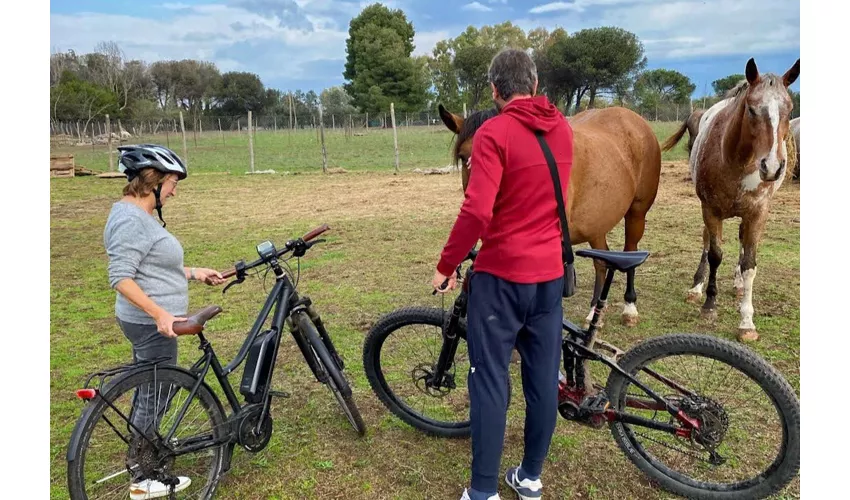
[605,333,800,499]
[67,366,227,500]
[294,311,366,436]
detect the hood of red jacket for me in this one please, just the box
[500,95,564,133]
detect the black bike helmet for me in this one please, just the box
[117,144,187,227]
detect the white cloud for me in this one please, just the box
[49,3,349,83]
[160,2,192,10]
[413,30,450,56]
[529,0,652,14]
[462,2,494,13]
[599,0,799,59]
[529,2,581,14]
[523,0,798,61]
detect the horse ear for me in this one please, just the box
[438,104,463,134]
[783,59,800,87]
[746,58,760,85]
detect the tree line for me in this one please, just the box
[49,3,800,126]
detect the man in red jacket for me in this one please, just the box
[433,48,573,500]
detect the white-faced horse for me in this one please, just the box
[662,57,799,341]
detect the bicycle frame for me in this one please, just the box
[428,256,701,437]
[102,266,335,460]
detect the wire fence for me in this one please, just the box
[48,100,749,174]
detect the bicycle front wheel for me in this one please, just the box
[605,333,800,500]
[67,366,228,500]
[294,312,366,437]
[363,307,513,438]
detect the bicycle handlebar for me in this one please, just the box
[302,223,330,242]
[219,224,330,279]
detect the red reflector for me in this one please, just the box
[76,389,97,400]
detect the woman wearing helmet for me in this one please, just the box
[103,144,225,498]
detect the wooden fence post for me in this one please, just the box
[218,118,224,146]
[106,114,114,171]
[179,111,188,165]
[390,103,399,174]
[319,106,328,173]
[248,110,255,173]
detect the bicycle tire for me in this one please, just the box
[605,333,800,500]
[363,307,512,439]
[294,311,366,437]
[67,366,227,500]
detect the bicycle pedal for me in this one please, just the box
[579,393,610,414]
[269,390,290,399]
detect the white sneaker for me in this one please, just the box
[461,488,501,500]
[505,466,542,499]
[129,476,191,499]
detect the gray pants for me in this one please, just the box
[117,319,178,436]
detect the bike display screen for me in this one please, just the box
[256,240,276,261]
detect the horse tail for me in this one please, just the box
[661,117,689,152]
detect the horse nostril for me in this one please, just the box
[759,159,768,173]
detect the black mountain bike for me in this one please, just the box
[67,224,365,500]
[363,248,800,499]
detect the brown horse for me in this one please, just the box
[439,104,662,327]
[662,108,706,159]
[661,57,799,342]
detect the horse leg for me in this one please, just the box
[737,210,768,342]
[585,236,609,329]
[687,226,710,303]
[734,224,745,298]
[700,209,724,322]
[621,210,647,327]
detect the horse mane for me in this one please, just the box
[723,74,781,100]
[452,108,498,163]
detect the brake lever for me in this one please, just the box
[222,261,247,295]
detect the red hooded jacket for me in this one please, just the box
[437,95,574,284]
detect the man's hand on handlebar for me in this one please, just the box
[432,270,457,295]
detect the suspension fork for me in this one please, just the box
[305,302,344,370]
[429,291,467,389]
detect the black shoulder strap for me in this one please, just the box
[534,131,574,265]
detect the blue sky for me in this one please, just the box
[50,0,800,98]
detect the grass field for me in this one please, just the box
[50,122,800,499]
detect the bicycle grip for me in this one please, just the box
[302,224,330,242]
[432,278,450,295]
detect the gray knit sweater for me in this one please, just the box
[104,201,189,325]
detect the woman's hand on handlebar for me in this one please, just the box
[193,268,226,286]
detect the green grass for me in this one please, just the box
[49,121,798,499]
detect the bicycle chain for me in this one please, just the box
[622,391,719,465]
[633,430,715,465]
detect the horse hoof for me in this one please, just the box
[735,287,744,299]
[686,292,702,304]
[700,308,717,322]
[621,314,639,327]
[737,329,759,342]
